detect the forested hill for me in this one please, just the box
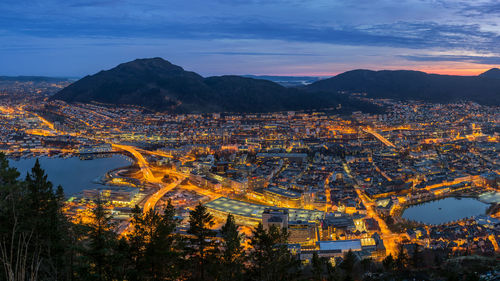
[51,58,381,114]
[306,68,500,106]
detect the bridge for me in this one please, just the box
[362,127,396,148]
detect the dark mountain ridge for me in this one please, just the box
[51,58,380,114]
[52,58,500,114]
[306,69,500,105]
[478,68,500,79]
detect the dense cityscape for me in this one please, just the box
[0,78,498,280]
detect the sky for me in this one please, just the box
[1,0,500,77]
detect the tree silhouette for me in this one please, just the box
[219,214,245,281]
[187,202,216,281]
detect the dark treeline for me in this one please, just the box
[0,154,497,281]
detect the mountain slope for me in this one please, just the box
[306,69,500,106]
[478,68,500,79]
[52,58,213,111]
[51,58,381,113]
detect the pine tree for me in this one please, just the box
[411,243,422,269]
[0,154,41,281]
[0,155,71,280]
[339,250,357,280]
[128,201,182,281]
[145,201,180,280]
[187,202,216,281]
[0,153,20,185]
[395,244,408,272]
[128,204,145,281]
[24,159,68,280]
[112,237,132,281]
[83,196,117,281]
[248,223,299,281]
[311,252,324,281]
[382,253,395,272]
[219,214,245,281]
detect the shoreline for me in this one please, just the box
[395,193,494,227]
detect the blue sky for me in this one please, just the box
[1,0,500,76]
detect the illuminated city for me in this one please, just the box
[1,0,500,280]
[0,75,498,279]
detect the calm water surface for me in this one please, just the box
[9,155,132,195]
[402,197,489,225]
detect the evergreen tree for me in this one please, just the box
[411,244,422,269]
[128,204,146,280]
[187,202,216,281]
[112,237,132,281]
[0,153,20,185]
[0,154,39,281]
[339,250,357,280]
[128,201,182,281]
[0,155,71,281]
[360,258,373,275]
[24,159,67,279]
[311,252,324,281]
[382,253,395,272]
[395,244,408,272]
[248,223,299,281]
[219,214,245,281]
[81,196,117,281]
[147,201,181,280]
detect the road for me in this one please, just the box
[354,187,400,255]
[112,143,189,213]
[112,144,159,182]
[363,127,396,148]
[143,177,185,213]
[343,161,400,255]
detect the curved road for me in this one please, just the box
[112,143,187,213]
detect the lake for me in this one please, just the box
[9,155,132,196]
[401,197,490,225]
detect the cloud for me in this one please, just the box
[401,54,500,65]
[1,0,500,75]
[3,14,499,53]
[459,0,500,16]
[196,51,322,56]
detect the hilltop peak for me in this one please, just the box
[115,57,184,72]
[479,68,500,79]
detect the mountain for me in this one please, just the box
[478,68,500,79]
[52,58,381,114]
[306,69,500,106]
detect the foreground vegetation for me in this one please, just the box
[0,154,497,281]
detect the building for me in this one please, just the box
[263,186,302,208]
[300,239,364,262]
[288,220,318,245]
[204,197,323,226]
[79,143,112,154]
[256,153,308,164]
[262,208,289,230]
[82,187,139,206]
[321,213,356,240]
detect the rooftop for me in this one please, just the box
[204,197,324,221]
